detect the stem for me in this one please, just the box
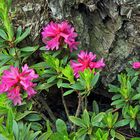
[117,130,133,139]
[75,94,83,117]
[84,96,88,110]
[112,108,120,113]
[73,94,83,131]
[81,97,84,112]
[61,87,70,119]
[15,48,21,67]
[36,96,56,122]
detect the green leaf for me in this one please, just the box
[0,134,7,140]
[114,119,130,128]
[38,132,51,140]
[24,113,42,121]
[63,90,74,96]
[110,129,115,138]
[91,72,100,87]
[0,57,11,67]
[50,133,63,140]
[69,116,86,128]
[57,79,62,88]
[56,119,68,136]
[91,112,104,126]
[61,55,68,65]
[111,99,124,106]
[0,66,10,74]
[0,39,5,47]
[132,94,140,100]
[7,0,12,10]
[131,138,140,140]
[131,76,138,86]
[31,62,47,69]
[0,116,4,125]
[14,27,31,44]
[43,54,60,70]
[16,26,22,38]
[29,131,41,140]
[13,120,19,140]
[0,29,8,40]
[31,122,43,131]
[52,50,61,57]
[75,128,87,139]
[47,76,57,84]
[92,100,99,114]
[130,120,135,129]
[6,109,13,133]
[71,83,84,90]
[113,112,119,125]
[36,83,55,90]
[59,83,70,88]
[116,103,124,109]
[20,46,38,52]
[0,106,8,115]
[127,80,132,94]
[45,70,56,75]
[15,111,37,121]
[108,85,120,93]
[38,120,52,140]
[0,53,12,60]
[115,132,126,140]
[62,65,75,84]
[39,46,46,51]
[64,136,70,140]
[112,94,121,100]
[82,110,90,127]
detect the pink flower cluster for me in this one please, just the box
[70,51,105,78]
[132,62,140,69]
[0,64,38,105]
[42,21,79,52]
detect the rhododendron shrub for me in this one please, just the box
[41,21,79,51]
[70,51,105,78]
[0,5,140,138]
[0,64,38,105]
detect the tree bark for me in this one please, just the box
[12,0,140,85]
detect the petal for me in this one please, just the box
[26,86,37,99]
[94,58,105,69]
[132,62,140,69]
[46,36,60,50]
[7,86,22,105]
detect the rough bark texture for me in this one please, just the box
[12,0,140,85]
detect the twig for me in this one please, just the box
[84,96,88,110]
[61,87,70,119]
[117,130,134,139]
[72,94,83,131]
[36,96,56,122]
[112,108,120,113]
[75,94,83,117]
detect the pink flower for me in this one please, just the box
[132,62,140,69]
[41,21,79,52]
[0,64,38,105]
[70,51,105,78]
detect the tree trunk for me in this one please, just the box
[12,0,140,85]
